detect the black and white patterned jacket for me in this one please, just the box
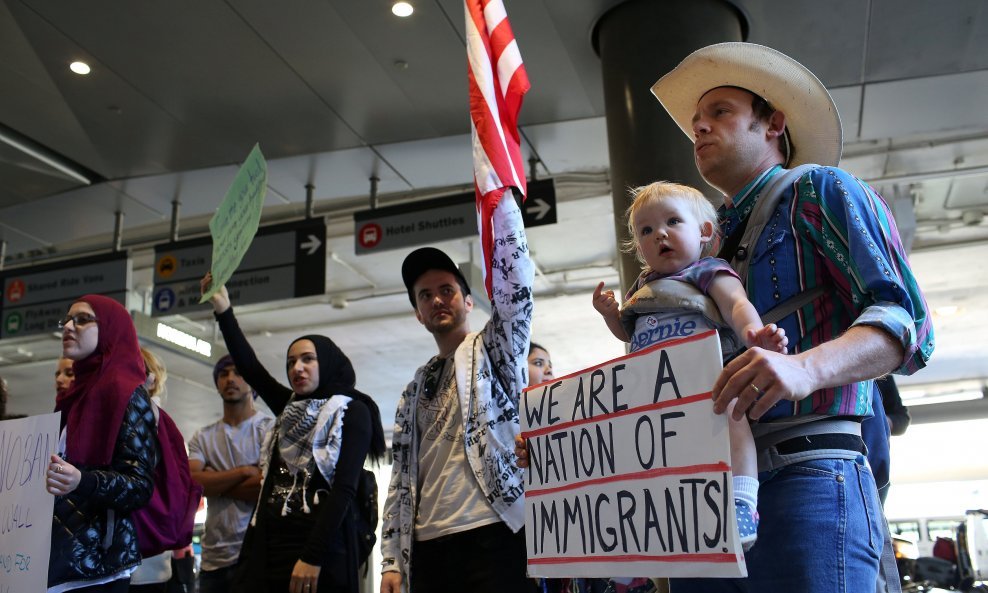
[380,195,533,586]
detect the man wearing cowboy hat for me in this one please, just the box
[652,43,934,591]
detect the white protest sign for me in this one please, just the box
[520,330,746,578]
[0,412,59,592]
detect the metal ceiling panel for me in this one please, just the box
[830,85,863,142]
[899,244,988,385]
[107,163,285,222]
[866,0,988,81]
[861,71,988,139]
[0,2,109,187]
[375,134,473,188]
[538,0,621,115]
[0,182,163,257]
[474,0,602,123]
[911,177,953,220]
[0,217,48,258]
[840,152,891,183]
[5,0,195,179]
[853,134,988,189]
[523,117,609,173]
[18,0,364,170]
[231,0,442,145]
[740,0,868,87]
[328,0,474,138]
[944,175,988,210]
[0,146,81,208]
[264,147,412,206]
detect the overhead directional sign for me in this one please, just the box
[354,191,475,254]
[353,178,556,255]
[520,179,557,228]
[0,252,130,339]
[152,219,326,317]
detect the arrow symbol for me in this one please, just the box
[301,234,322,256]
[526,198,551,221]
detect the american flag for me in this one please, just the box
[465,0,530,297]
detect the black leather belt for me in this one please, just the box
[775,433,866,455]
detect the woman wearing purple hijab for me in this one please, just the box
[47,295,157,592]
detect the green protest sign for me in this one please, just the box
[200,144,267,303]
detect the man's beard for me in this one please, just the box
[426,309,464,335]
[221,391,248,404]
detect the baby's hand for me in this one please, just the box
[746,324,788,354]
[592,282,620,320]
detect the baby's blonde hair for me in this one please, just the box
[622,181,720,267]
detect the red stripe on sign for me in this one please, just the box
[529,552,738,565]
[525,462,731,498]
[524,330,719,392]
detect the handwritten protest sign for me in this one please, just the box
[520,330,746,578]
[0,412,59,591]
[200,143,268,303]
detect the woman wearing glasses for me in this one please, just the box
[201,273,386,593]
[46,295,158,593]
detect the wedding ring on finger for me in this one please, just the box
[54,464,62,473]
[749,383,763,397]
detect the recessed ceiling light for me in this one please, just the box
[69,61,91,75]
[392,2,413,17]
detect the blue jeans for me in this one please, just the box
[670,456,884,592]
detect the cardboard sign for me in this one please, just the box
[0,412,59,591]
[201,144,267,303]
[519,330,746,579]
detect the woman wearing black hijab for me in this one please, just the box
[202,274,386,593]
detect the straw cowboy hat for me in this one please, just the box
[651,42,842,167]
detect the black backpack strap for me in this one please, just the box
[719,165,825,328]
[761,286,827,326]
[716,209,751,261]
[723,164,818,283]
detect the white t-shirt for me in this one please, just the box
[187,411,274,571]
[414,359,499,541]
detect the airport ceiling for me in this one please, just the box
[2,0,988,469]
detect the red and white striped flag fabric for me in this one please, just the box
[465,0,530,297]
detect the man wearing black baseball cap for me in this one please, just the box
[381,196,535,593]
[400,246,472,307]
